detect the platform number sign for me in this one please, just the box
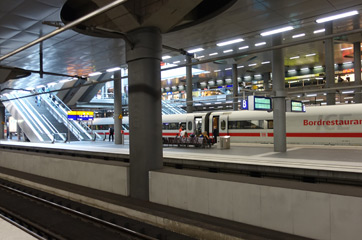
[242,99,248,110]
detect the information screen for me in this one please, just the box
[67,111,94,121]
[291,100,305,112]
[254,96,272,111]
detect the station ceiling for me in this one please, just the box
[0,0,362,92]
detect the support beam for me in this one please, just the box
[354,42,361,103]
[186,54,193,113]
[263,72,271,91]
[0,103,5,139]
[325,22,335,105]
[232,64,238,110]
[272,35,287,152]
[126,27,163,200]
[114,70,123,144]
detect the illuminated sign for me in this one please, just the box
[67,111,94,121]
[241,99,248,110]
[248,96,272,111]
[286,100,306,112]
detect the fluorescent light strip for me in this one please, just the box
[187,48,204,53]
[209,52,218,56]
[292,33,305,38]
[173,61,180,64]
[301,68,309,71]
[306,53,316,57]
[343,62,353,64]
[216,38,244,46]
[225,68,232,70]
[255,42,266,46]
[162,55,171,60]
[314,65,323,68]
[341,47,353,51]
[239,45,249,50]
[89,72,102,77]
[248,63,257,66]
[261,61,270,64]
[342,90,354,94]
[254,74,262,77]
[106,67,121,72]
[316,10,358,23]
[314,29,325,34]
[214,70,221,72]
[306,94,317,97]
[223,49,233,53]
[197,55,205,59]
[237,65,244,68]
[290,56,300,59]
[288,69,296,72]
[260,26,294,36]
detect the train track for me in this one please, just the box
[0,180,193,240]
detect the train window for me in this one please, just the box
[221,120,226,130]
[162,122,185,130]
[188,121,192,131]
[228,120,264,129]
[267,120,273,129]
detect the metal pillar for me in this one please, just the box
[186,54,193,113]
[114,70,123,144]
[263,72,271,91]
[354,42,362,103]
[272,35,287,152]
[325,22,336,105]
[232,64,238,110]
[126,27,163,201]
[0,103,5,139]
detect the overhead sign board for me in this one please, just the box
[67,111,94,121]
[248,96,272,111]
[286,100,306,112]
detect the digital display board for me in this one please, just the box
[291,100,305,112]
[248,96,272,111]
[67,111,94,121]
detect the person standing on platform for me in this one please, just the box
[213,126,219,144]
[109,127,114,142]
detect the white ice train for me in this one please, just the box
[92,104,362,145]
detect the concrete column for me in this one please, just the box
[232,64,238,110]
[325,22,336,105]
[272,35,287,152]
[263,72,271,90]
[354,42,361,103]
[114,70,123,144]
[0,103,5,139]
[126,27,163,200]
[186,54,193,113]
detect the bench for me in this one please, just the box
[163,137,212,148]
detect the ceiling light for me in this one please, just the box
[254,74,262,77]
[342,90,354,94]
[248,63,257,66]
[313,29,325,34]
[223,49,233,53]
[214,70,221,72]
[292,33,305,38]
[343,62,353,64]
[239,46,249,50]
[316,99,324,101]
[316,10,358,23]
[106,67,121,72]
[209,52,218,56]
[196,55,205,59]
[173,61,180,64]
[187,48,204,53]
[290,56,300,59]
[260,26,294,36]
[88,72,102,77]
[301,68,309,71]
[306,94,317,97]
[288,69,296,72]
[341,47,353,51]
[237,65,244,68]
[217,38,244,46]
[261,61,270,64]
[255,42,266,46]
[314,66,323,69]
[344,97,354,99]
[225,68,232,70]
[302,100,310,102]
[162,55,171,60]
[306,53,316,57]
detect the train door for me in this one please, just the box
[194,117,203,136]
[186,115,195,135]
[204,112,212,136]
